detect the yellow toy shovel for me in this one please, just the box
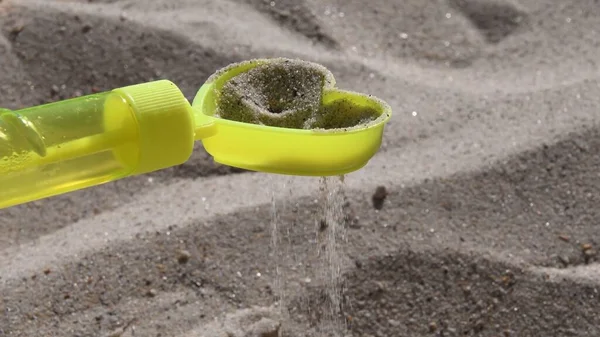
[0,58,391,209]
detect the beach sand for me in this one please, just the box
[2,0,600,335]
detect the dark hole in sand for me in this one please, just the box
[215,59,380,130]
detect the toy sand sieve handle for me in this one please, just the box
[0,80,201,209]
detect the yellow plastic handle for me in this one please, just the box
[0,81,194,209]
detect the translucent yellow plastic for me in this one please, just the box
[191,59,392,176]
[0,81,194,209]
[0,59,391,209]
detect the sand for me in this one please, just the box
[215,59,330,128]
[1,0,600,336]
[215,58,381,130]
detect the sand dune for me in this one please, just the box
[2,0,600,336]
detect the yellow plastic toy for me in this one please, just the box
[0,58,391,209]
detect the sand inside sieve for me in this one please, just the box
[214,59,381,130]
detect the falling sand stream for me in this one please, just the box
[317,175,348,336]
[214,58,380,336]
[270,176,348,336]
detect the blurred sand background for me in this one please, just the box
[2,0,600,336]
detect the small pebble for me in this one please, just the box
[558,255,570,266]
[177,249,191,264]
[319,219,327,231]
[388,319,400,327]
[584,249,596,257]
[372,186,388,210]
[8,24,24,41]
[584,249,596,264]
[146,289,157,298]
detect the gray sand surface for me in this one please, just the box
[2,0,600,336]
